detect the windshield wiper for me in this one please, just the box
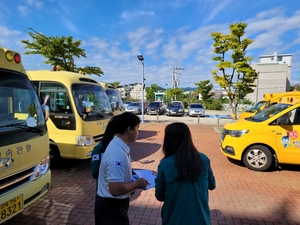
[0,122,44,133]
[100,109,114,116]
[0,122,25,129]
[90,111,104,118]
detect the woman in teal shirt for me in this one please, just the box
[155,122,216,225]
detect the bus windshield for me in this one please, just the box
[72,84,112,116]
[106,89,124,108]
[247,103,291,122]
[0,70,45,132]
[245,101,267,113]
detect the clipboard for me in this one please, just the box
[132,169,157,190]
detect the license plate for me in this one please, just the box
[0,194,24,223]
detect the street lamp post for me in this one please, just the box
[165,83,168,102]
[137,55,145,123]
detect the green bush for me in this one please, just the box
[205,100,223,110]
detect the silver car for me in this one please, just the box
[123,101,132,108]
[188,103,205,117]
[125,102,142,114]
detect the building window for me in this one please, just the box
[277,56,283,61]
[271,57,274,60]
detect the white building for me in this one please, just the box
[118,83,146,100]
[247,52,292,102]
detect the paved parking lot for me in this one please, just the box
[3,122,300,225]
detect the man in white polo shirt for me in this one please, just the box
[95,112,148,225]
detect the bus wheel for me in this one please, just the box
[243,145,273,171]
[50,145,62,164]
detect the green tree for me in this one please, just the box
[108,82,121,89]
[146,84,158,102]
[21,28,103,76]
[194,80,214,105]
[211,22,258,119]
[166,88,184,102]
[185,91,197,104]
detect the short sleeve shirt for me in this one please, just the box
[97,136,132,199]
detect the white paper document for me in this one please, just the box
[132,169,156,190]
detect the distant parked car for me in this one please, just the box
[166,102,184,116]
[146,102,163,115]
[124,101,132,108]
[171,101,184,108]
[188,103,205,117]
[125,102,142,114]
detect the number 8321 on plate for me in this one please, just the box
[0,194,24,223]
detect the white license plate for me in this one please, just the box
[0,194,24,223]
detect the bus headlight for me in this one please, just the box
[228,130,249,137]
[30,156,50,181]
[76,135,95,146]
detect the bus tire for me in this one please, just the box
[50,145,62,164]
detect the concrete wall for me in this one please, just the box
[247,63,291,102]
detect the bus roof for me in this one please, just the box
[263,91,300,102]
[27,70,99,84]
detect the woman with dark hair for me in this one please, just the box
[91,115,119,179]
[155,122,216,225]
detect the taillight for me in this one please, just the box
[14,53,21,63]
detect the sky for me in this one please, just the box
[1,0,300,89]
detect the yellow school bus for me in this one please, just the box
[99,82,125,115]
[239,91,300,120]
[0,47,51,223]
[27,70,113,162]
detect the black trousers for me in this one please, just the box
[95,195,130,225]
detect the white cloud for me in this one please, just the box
[204,0,232,23]
[121,10,155,20]
[61,17,79,33]
[26,0,44,9]
[18,5,30,16]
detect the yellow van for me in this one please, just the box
[220,97,300,171]
[27,70,113,162]
[239,91,300,120]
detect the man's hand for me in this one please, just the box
[135,178,148,189]
[109,178,148,196]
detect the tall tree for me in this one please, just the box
[211,22,258,119]
[166,87,184,101]
[21,28,103,76]
[146,84,158,102]
[194,80,214,105]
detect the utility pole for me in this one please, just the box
[172,66,184,88]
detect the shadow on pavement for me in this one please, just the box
[50,158,83,170]
[129,142,162,162]
[137,130,158,140]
